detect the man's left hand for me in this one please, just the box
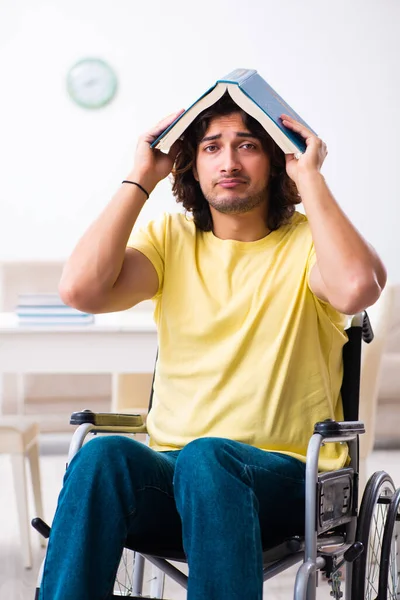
[280,114,327,187]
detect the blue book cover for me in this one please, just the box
[220,69,317,153]
[151,68,316,155]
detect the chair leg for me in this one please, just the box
[11,453,32,569]
[27,440,45,547]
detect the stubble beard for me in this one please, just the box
[204,186,268,215]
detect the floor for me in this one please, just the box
[1,436,399,600]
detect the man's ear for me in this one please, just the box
[192,163,199,182]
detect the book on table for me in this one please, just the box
[151,68,317,156]
[15,293,94,325]
[17,293,64,307]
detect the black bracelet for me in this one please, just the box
[121,180,150,200]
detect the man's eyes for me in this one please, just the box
[203,143,257,152]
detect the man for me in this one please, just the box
[40,93,386,599]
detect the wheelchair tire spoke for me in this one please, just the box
[367,500,387,591]
[114,548,135,596]
[388,524,400,598]
[352,472,395,600]
[366,498,392,599]
[377,485,400,599]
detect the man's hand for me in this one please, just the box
[280,114,328,188]
[127,109,185,194]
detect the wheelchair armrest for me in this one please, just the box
[67,410,148,465]
[70,409,144,428]
[313,419,365,438]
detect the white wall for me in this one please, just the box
[0,1,399,276]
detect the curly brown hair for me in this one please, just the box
[171,92,301,232]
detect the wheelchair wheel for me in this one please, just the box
[352,471,395,599]
[378,487,400,599]
[113,548,136,596]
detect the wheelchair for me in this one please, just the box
[33,312,400,599]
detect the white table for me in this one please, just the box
[0,311,158,413]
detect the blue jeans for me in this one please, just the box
[40,436,306,600]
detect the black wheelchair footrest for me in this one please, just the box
[262,536,304,564]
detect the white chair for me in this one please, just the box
[0,416,44,568]
[358,283,395,493]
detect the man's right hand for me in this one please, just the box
[128,109,185,194]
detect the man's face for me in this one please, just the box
[193,112,271,215]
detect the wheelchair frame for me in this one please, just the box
[33,312,400,599]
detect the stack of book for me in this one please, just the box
[15,293,94,325]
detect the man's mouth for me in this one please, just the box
[217,179,247,188]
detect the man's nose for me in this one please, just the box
[220,148,242,173]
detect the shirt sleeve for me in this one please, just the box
[306,244,317,285]
[127,214,167,298]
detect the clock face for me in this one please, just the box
[67,58,118,109]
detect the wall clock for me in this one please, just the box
[67,58,118,109]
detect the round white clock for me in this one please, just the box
[67,58,118,109]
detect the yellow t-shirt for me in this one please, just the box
[128,211,348,471]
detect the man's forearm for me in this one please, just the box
[297,172,386,309]
[59,180,150,304]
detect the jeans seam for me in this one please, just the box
[244,463,305,484]
[241,464,249,479]
[244,481,263,598]
[127,484,175,519]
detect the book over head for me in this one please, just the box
[151,68,316,156]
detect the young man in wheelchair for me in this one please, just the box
[39,94,386,599]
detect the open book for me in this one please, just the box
[151,69,317,156]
